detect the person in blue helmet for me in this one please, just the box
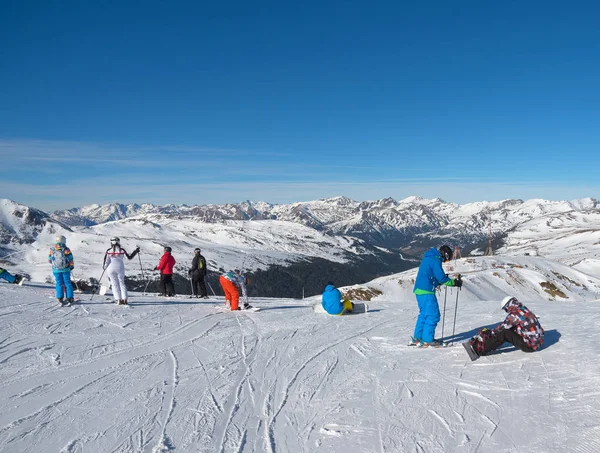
[411,245,462,347]
[321,282,354,315]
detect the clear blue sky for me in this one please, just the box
[1,0,599,211]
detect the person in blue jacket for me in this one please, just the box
[321,282,353,315]
[412,245,462,347]
[48,235,75,305]
[0,267,24,285]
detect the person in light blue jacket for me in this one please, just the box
[48,235,75,305]
[412,245,462,346]
[321,282,353,315]
[0,267,24,285]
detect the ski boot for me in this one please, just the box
[66,298,74,307]
[57,297,65,305]
[243,303,253,310]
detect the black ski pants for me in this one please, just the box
[480,328,535,356]
[160,274,175,296]
[191,273,207,297]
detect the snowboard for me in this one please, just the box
[462,341,480,361]
[313,302,368,315]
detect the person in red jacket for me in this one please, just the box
[154,246,176,297]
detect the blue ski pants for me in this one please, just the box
[54,271,74,299]
[0,269,16,283]
[413,293,441,343]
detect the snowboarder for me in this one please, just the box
[189,248,208,298]
[48,235,75,305]
[464,296,544,360]
[321,282,354,315]
[219,270,252,310]
[0,267,24,285]
[102,237,140,305]
[154,246,176,297]
[412,245,462,347]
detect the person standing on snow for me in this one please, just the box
[48,235,75,305]
[154,246,176,297]
[321,282,354,315]
[411,245,462,347]
[464,296,544,360]
[189,248,208,298]
[219,270,252,310]
[102,237,140,305]
[0,267,24,285]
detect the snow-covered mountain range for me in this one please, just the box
[1,196,600,297]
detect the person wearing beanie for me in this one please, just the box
[154,246,176,297]
[189,248,208,298]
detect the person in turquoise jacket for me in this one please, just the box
[412,245,462,346]
[48,235,75,304]
[321,282,353,315]
[0,267,24,285]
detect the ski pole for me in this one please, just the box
[189,276,194,296]
[89,267,107,301]
[451,288,461,345]
[137,249,146,284]
[206,279,217,297]
[440,286,448,344]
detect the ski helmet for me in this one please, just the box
[55,235,66,244]
[439,245,453,262]
[194,248,201,253]
[110,236,120,244]
[164,246,172,253]
[501,296,516,311]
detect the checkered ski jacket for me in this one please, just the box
[493,299,544,350]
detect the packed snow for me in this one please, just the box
[1,256,600,452]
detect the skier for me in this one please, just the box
[154,246,176,297]
[411,245,462,347]
[219,270,252,310]
[464,296,544,360]
[102,237,140,305]
[188,248,208,298]
[0,267,24,285]
[321,282,353,315]
[48,235,75,305]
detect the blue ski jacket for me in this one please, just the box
[413,248,453,294]
[321,284,344,315]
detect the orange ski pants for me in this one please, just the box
[219,276,239,310]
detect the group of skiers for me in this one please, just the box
[43,235,252,309]
[5,235,547,357]
[321,244,545,359]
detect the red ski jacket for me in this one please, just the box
[156,252,176,274]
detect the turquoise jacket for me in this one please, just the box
[322,284,344,315]
[413,248,454,295]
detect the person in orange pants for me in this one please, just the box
[219,270,251,310]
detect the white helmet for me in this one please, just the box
[55,235,66,244]
[501,296,516,311]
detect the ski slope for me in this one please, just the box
[1,266,599,453]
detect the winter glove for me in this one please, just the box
[453,278,463,288]
[135,246,140,253]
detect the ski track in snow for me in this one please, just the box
[1,281,600,452]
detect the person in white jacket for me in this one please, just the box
[102,237,140,305]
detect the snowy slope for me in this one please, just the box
[1,256,600,452]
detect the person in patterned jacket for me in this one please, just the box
[472,296,544,356]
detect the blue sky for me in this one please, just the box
[1,0,599,211]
